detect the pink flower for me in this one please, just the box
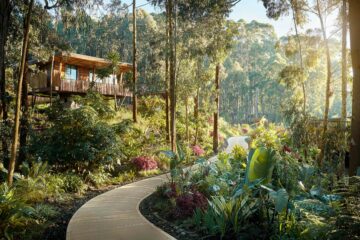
[192,145,205,156]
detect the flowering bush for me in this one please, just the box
[132,156,158,171]
[175,191,208,218]
[192,145,205,156]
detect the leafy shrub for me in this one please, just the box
[111,171,137,184]
[61,173,87,194]
[132,156,158,171]
[73,90,115,119]
[0,183,35,239]
[31,105,121,171]
[85,167,111,187]
[193,195,260,238]
[138,169,161,177]
[231,144,247,164]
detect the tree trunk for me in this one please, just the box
[349,0,360,176]
[291,3,306,114]
[194,88,199,145]
[0,0,12,166]
[168,0,176,152]
[165,0,170,143]
[8,0,34,186]
[185,96,189,143]
[317,0,332,165]
[341,0,348,124]
[213,64,220,153]
[132,0,138,123]
[19,48,30,166]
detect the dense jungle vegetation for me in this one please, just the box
[0,0,360,239]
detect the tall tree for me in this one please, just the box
[349,0,360,176]
[213,64,220,152]
[132,0,138,122]
[341,0,347,123]
[0,0,13,165]
[168,0,176,151]
[315,0,333,164]
[8,0,34,185]
[165,0,170,143]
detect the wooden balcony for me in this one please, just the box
[28,52,133,98]
[55,79,132,97]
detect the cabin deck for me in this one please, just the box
[31,79,132,98]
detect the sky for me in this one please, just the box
[118,0,340,38]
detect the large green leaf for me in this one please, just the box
[245,147,276,184]
[261,185,289,212]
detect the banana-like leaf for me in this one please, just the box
[245,147,276,184]
[261,185,289,212]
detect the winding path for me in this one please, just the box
[66,136,248,240]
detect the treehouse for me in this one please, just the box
[29,52,133,99]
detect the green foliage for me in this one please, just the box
[31,104,121,171]
[0,184,35,240]
[161,143,188,182]
[61,173,87,194]
[73,91,115,118]
[246,147,276,185]
[194,194,259,238]
[85,166,111,188]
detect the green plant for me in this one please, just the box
[0,183,35,239]
[161,143,187,183]
[85,167,111,187]
[245,147,276,184]
[31,105,121,172]
[61,173,87,194]
[194,194,259,238]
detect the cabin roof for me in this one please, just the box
[55,52,133,72]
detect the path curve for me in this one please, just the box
[66,136,248,240]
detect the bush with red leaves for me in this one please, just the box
[175,191,208,218]
[132,156,158,170]
[283,145,292,153]
[192,145,205,156]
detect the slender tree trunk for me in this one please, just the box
[165,0,170,143]
[169,0,176,152]
[341,0,348,124]
[19,48,30,166]
[291,4,306,114]
[185,96,189,143]
[213,64,220,153]
[194,88,199,145]
[8,0,34,186]
[317,0,332,165]
[132,0,138,122]
[0,0,12,166]
[349,0,360,176]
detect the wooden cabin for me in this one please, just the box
[29,52,133,99]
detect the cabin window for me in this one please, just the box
[65,65,78,81]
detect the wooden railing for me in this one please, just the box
[56,79,132,97]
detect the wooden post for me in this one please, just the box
[119,72,123,94]
[59,61,63,90]
[92,67,95,82]
[49,54,54,105]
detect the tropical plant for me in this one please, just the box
[245,147,276,184]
